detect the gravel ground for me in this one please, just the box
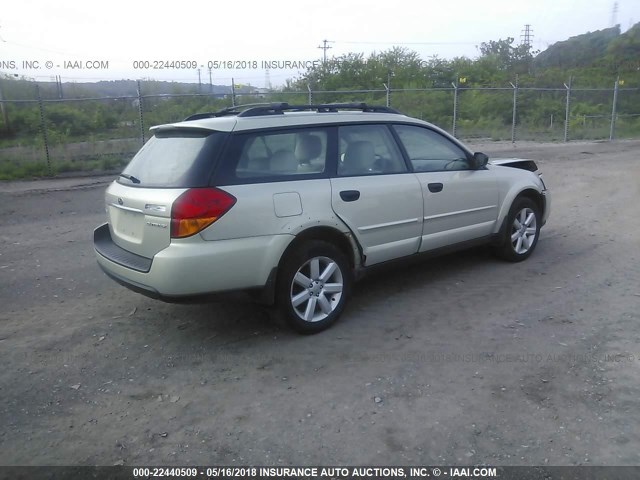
[1,140,639,466]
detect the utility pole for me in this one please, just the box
[521,24,534,74]
[208,68,213,93]
[264,68,272,90]
[521,24,533,48]
[197,68,202,93]
[317,39,333,64]
[385,70,394,108]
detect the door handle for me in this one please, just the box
[339,190,360,202]
[427,183,444,193]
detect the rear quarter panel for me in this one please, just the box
[200,179,349,240]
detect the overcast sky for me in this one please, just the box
[1,0,638,87]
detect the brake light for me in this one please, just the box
[171,188,236,238]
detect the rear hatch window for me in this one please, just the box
[118,129,226,188]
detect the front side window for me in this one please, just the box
[337,124,407,176]
[393,125,471,172]
[231,129,328,179]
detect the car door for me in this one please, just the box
[330,124,423,266]
[392,124,499,252]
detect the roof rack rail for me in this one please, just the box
[237,102,402,117]
[183,102,402,120]
[183,103,289,121]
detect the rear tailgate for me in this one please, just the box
[102,128,228,259]
[105,183,184,258]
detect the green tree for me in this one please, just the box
[478,37,537,73]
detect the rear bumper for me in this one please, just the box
[94,223,292,299]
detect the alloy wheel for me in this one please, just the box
[511,207,537,255]
[290,256,344,322]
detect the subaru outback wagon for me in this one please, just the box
[94,103,550,333]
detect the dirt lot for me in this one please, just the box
[1,140,639,467]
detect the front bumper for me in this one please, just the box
[541,189,551,226]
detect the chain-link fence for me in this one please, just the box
[0,78,638,179]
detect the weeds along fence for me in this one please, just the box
[0,78,638,179]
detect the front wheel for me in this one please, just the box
[494,197,541,262]
[277,240,352,333]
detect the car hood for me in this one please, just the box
[488,157,530,166]
[488,157,539,173]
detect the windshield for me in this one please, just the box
[118,129,226,188]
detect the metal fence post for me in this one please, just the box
[609,76,619,141]
[384,83,390,108]
[510,75,519,143]
[231,78,236,107]
[308,84,312,104]
[136,80,145,146]
[36,84,52,176]
[452,82,459,138]
[563,77,572,142]
[0,79,10,134]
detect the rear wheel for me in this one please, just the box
[495,197,541,262]
[277,240,352,333]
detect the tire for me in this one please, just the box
[276,240,352,333]
[494,197,541,262]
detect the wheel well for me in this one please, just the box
[494,189,544,246]
[517,188,544,213]
[255,227,358,306]
[279,227,357,270]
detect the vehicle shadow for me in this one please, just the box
[130,232,563,345]
[150,246,498,342]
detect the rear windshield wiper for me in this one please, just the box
[119,173,141,184]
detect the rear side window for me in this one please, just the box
[337,124,407,176]
[218,128,328,182]
[118,129,226,187]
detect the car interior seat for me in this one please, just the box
[294,134,322,172]
[270,150,299,174]
[340,141,376,175]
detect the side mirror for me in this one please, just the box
[473,152,489,169]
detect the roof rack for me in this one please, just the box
[183,102,401,121]
[238,103,402,117]
[183,103,287,121]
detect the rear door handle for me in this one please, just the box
[427,183,443,193]
[339,190,360,202]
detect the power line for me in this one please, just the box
[337,40,480,46]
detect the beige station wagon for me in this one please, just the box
[94,103,550,333]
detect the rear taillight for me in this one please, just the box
[171,188,236,238]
